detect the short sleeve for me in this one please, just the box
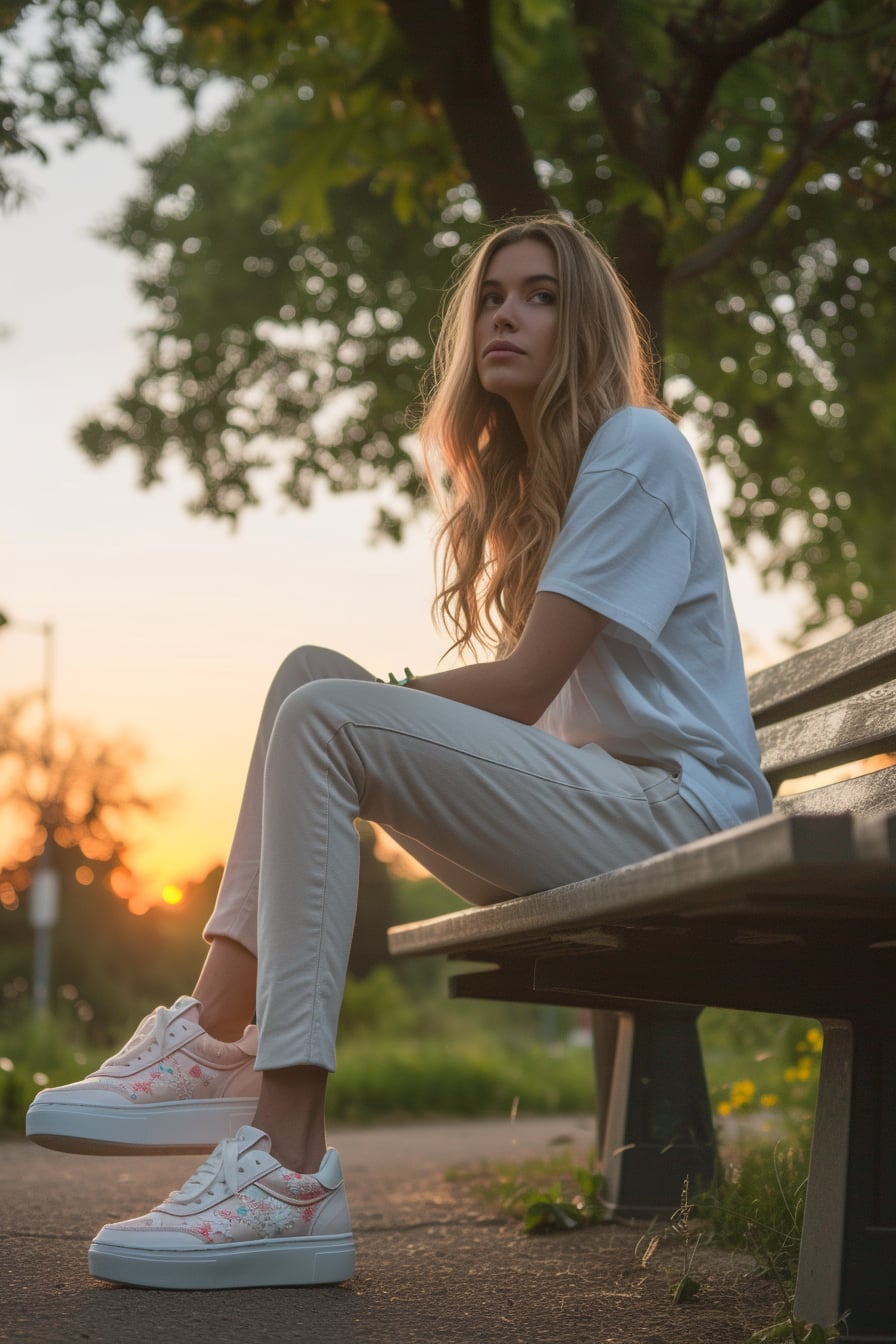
[537,467,693,649]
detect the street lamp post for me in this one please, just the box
[29,840,59,1014]
[0,610,59,1014]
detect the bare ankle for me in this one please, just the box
[191,936,257,1043]
[266,1134,327,1174]
[253,1064,328,1173]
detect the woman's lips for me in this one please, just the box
[482,340,525,357]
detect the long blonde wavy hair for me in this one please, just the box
[419,215,668,659]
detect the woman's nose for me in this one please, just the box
[494,300,517,328]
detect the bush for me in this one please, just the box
[338,965,418,1039]
[327,1037,595,1123]
[0,1005,107,1134]
[0,958,595,1134]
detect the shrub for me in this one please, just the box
[327,1038,595,1123]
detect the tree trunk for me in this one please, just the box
[386,0,550,221]
[611,206,669,381]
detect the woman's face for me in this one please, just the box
[475,238,559,434]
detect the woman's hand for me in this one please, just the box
[410,592,606,723]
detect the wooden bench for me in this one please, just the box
[388,610,896,1343]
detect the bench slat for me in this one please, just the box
[387,813,865,959]
[757,679,896,784]
[775,764,896,816]
[749,610,896,727]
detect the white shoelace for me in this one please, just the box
[168,1135,248,1206]
[104,1001,188,1068]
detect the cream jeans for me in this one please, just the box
[204,646,709,1072]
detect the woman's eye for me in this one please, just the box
[531,289,556,304]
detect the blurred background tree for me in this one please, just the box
[1,0,894,632]
[0,695,399,1034]
[0,694,162,1029]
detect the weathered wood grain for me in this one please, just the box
[387,813,864,958]
[775,764,896,816]
[757,679,896,784]
[749,610,896,726]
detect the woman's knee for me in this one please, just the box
[269,646,371,700]
[274,674,369,735]
[265,679,376,797]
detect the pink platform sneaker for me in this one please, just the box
[88,1126,354,1289]
[25,996,261,1155]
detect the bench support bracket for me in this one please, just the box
[600,1003,716,1218]
[795,1017,896,1343]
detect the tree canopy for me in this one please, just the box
[3,0,895,628]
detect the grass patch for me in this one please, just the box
[447,1149,593,1216]
[447,1148,603,1230]
[696,1130,812,1288]
[460,1133,836,1342]
[326,1037,595,1123]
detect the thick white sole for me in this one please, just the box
[88,1232,356,1289]
[25,1097,260,1155]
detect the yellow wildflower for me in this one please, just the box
[730,1079,756,1109]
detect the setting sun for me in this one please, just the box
[161,884,184,906]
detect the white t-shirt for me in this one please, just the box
[535,405,772,832]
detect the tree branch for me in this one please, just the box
[385,0,549,219]
[669,99,896,283]
[667,0,828,66]
[572,0,662,181]
[664,0,828,184]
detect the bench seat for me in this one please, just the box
[387,610,896,1342]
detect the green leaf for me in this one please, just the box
[745,1322,792,1342]
[800,1326,834,1344]
[523,1198,584,1232]
[670,1275,701,1303]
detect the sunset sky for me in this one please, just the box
[1,35,809,910]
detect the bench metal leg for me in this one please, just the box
[795,1017,896,1343]
[591,1009,619,1156]
[449,966,717,1218]
[600,1003,716,1218]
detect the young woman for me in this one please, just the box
[27,216,771,1290]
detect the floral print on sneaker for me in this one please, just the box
[161,1178,324,1244]
[94,1127,350,1249]
[121,1060,217,1104]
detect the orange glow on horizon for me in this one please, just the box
[162,884,184,906]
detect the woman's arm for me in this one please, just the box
[409,591,606,723]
